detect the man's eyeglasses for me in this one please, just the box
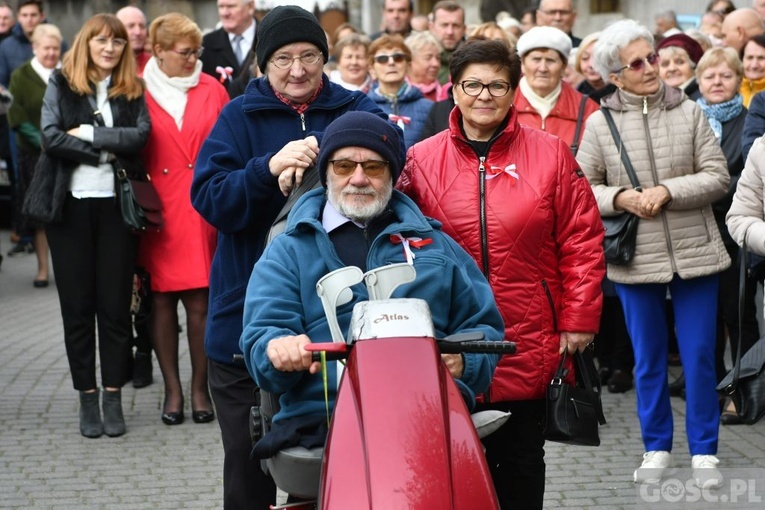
[270,51,323,69]
[458,80,512,97]
[330,159,389,177]
[373,53,408,64]
[92,36,127,49]
[618,53,659,73]
[537,9,573,17]
[171,47,204,60]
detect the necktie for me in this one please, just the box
[232,34,244,65]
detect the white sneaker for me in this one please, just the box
[692,455,723,490]
[634,451,672,483]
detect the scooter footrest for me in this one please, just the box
[267,446,324,500]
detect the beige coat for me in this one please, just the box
[727,136,765,255]
[576,84,731,284]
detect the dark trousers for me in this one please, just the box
[46,195,137,390]
[474,399,546,510]
[717,244,760,381]
[208,360,277,510]
[594,281,634,373]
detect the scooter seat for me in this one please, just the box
[266,446,324,499]
[471,410,511,439]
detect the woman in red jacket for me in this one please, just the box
[513,26,599,154]
[137,13,229,426]
[397,39,605,509]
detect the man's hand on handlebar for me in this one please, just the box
[266,335,323,374]
[441,353,464,378]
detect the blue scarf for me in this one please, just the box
[696,94,744,141]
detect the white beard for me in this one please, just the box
[327,180,393,223]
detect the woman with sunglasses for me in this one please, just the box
[367,34,433,148]
[398,39,605,509]
[137,13,229,426]
[27,13,150,438]
[576,19,730,489]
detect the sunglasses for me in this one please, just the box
[374,53,407,64]
[618,53,659,73]
[330,159,389,177]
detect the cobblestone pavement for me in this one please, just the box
[1,237,764,509]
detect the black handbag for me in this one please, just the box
[543,350,606,446]
[114,163,164,232]
[716,247,765,424]
[601,108,641,265]
[88,96,163,232]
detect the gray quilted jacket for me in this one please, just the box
[576,84,731,284]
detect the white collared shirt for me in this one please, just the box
[229,21,256,58]
[322,199,365,233]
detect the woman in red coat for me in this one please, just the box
[397,39,605,509]
[138,13,229,425]
[513,26,599,154]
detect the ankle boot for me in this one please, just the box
[102,389,126,437]
[132,351,154,389]
[79,391,104,438]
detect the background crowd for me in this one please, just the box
[2,0,765,509]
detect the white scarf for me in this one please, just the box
[30,56,59,83]
[143,56,202,129]
[519,77,562,120]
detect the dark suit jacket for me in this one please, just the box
[201,28,254,92]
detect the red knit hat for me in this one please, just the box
[656,34,704,65]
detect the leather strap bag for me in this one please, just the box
[569,94,590,156]
[88,96,163,232]
[543,349,606,446]
[716,246,765,424]
[601,108,641,265]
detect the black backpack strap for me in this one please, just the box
[570,94,590,156]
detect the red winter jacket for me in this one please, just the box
[398,107,605,401]
[514,80,599,154]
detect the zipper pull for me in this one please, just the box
[479,156,486,173]
[300,113,306,131]
[642,96,648,115]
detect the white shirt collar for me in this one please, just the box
[229,20,255,48]
[322,199,365,233]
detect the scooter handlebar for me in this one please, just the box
[307,338,516,362]
[436,340,517,355]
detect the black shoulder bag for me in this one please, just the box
[88,96,163,232]
[716,246,765,424]
[601,108,641,265]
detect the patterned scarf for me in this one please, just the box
[696,93,743,142]
[272,79,324,115]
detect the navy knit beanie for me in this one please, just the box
[317,112,405,186]
[256,6,329,73]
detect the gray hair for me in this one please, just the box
[655,10,677,23]
[593,19,654,82]
[405,29,443,54]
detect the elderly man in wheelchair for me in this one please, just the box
[239,112,508,506]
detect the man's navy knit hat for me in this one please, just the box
[256,5,329,73]
[317,112,405,186]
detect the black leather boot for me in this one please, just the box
[132,351,154,389]
[102,389,126,437]
[79,391,103,438]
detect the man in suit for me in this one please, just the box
[201,0,255,94]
